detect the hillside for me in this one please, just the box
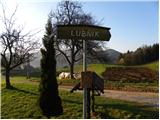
[99,49,121,64]
[117,43,159,66]
[30,49,121,68]
[142,61,159,71]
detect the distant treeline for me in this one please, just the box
[117,43,159,65]
[1,65,41,77]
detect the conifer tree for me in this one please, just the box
[39,17,63,118]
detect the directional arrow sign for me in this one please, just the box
[57,25,111,41]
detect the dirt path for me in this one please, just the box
[102,90,159,107]
[59,86,159,108]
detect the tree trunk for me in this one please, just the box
[5,69,12,89]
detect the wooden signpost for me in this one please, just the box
[57,25,111,41]
[57,24,111,119]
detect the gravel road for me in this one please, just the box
[59,86,159,108]
[102,90,159,108]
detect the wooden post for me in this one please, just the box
[87,88,90,118]
[91,89,95,113]
[82,40,90,119]
[83,40,87,119]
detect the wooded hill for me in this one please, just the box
[117,43,159,65]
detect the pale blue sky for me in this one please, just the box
[83,1,158,52]
[0,0,158,53]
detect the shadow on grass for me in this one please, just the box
[1,87,38,96]
[97,103,159,119]
[62,98,83,105]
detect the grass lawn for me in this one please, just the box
[58,64,119,76]
[1,77,159,119]
[142,61,159,71]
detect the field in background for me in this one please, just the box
[58,64,118,76]
[58,61,159,92]
[1,61,159,92]
[58,61,159,75]
[1,78,158,119]
[141,61,159,71]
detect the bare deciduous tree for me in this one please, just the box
[0,5,40,89]
[50,1,105,78]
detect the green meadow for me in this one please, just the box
[1,76,159,119]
